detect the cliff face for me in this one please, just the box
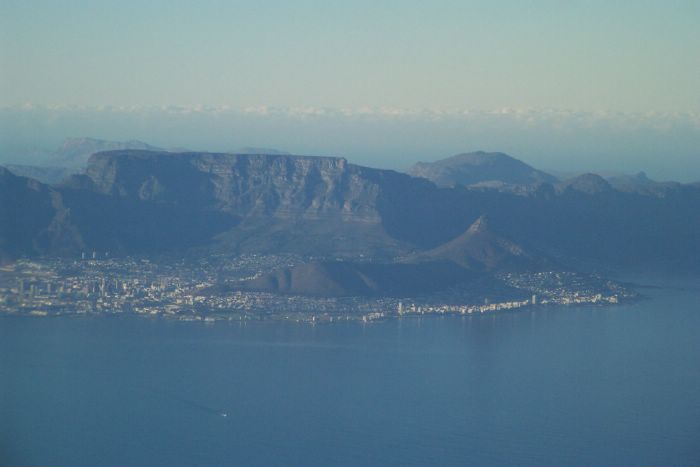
[2,151,700,271]
[85,151,387,223]
[60,150,436,257]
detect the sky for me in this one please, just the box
[1,0,699,179]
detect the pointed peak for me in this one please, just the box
[467,215,490,233]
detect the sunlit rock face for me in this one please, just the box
[85,151,391,222]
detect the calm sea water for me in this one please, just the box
[1,278,699,466]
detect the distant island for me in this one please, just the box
[1,143,697,321]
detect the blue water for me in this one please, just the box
[2,279,699,466]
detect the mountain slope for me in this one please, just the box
[0,167,82,259]
[408,151,558,188]
[231,260,477,297]
[61,150,436,257]
[1,150,699,272]
[407,215,550,271]
[50,138,164,168]
[606,172,689,197]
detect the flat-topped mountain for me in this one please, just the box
[408,151,558,188]
[0,138,168,185]
[57,150,443,258]
[82,151,382,222]
[2,150,700,272]
[50,137,164,168]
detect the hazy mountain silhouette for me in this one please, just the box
[1,150,699,272]
[4,164,78,185]
[49,137,165,168]
[408,151,558,188]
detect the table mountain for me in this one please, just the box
[1,150,699,272]
[50,137,164,168]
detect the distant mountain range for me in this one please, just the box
[1,148,699,283]
[1,138,167,184]
[3,138,294,185]
[407,151,558,189]
[3,165,77,185]
[50,137,165,168]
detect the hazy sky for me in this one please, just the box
[1,1,699,180]
[2,0,699,111]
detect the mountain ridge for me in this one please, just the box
[408,151,558,188]
[1,150,699,272]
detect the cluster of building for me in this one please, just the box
[0,256,636,323]
[497,271,634,305]
[395,290,621,319]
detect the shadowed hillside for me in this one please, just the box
[408,151,558,188]
[1,150,699,272]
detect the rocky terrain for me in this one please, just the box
[1,150,699,275]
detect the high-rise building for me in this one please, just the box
[532,294,537,305]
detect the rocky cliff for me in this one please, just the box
[2,151,700,271]
[85,151,390,223]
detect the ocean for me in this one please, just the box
[1,277,699,466]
